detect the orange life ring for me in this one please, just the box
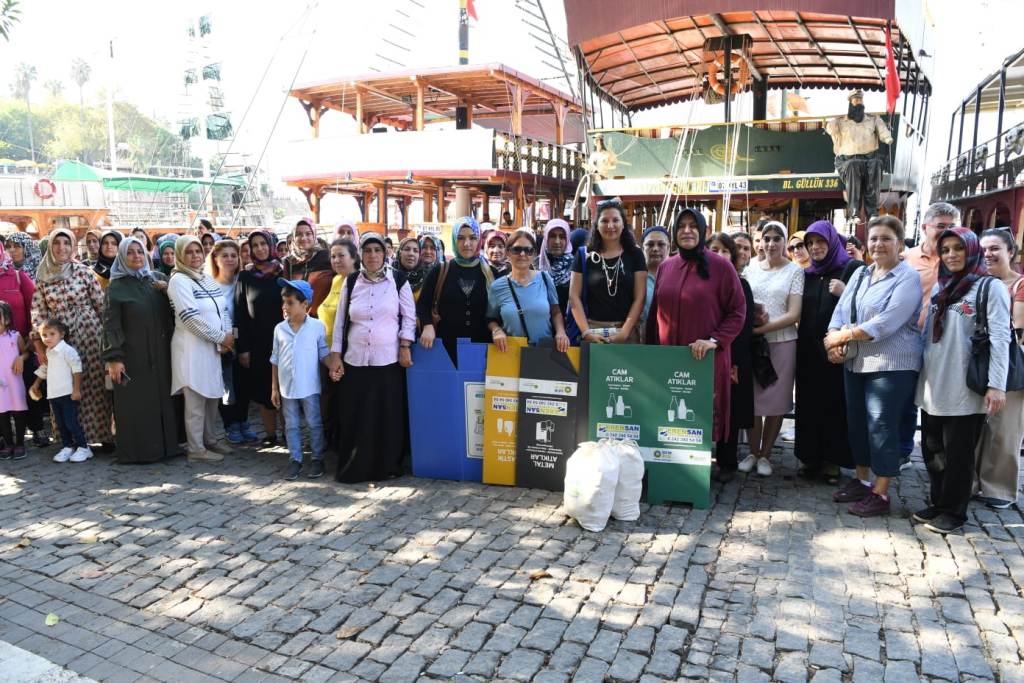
[33,179,56,200]
[707,53,749,96]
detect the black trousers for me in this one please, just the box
[920,411,986,522]
[715,419,741,472]
[0,411,26,447]
[835,154,881,222]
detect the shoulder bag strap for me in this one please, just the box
[431,261,450,326]
[849,266,868,324]
[506,277,530,341]
[975,276,991,335]
[340,272,359,361]
[481,261,495,288]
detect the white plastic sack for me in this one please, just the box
[610,439,644,521]
[563,441,620,532]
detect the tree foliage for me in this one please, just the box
[0,0,20,42]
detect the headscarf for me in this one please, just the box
[93,229,124,279]
[359,232,388,282]
[931,227,987,343]
[247,230,283,279]
[673,208,710,279]
[540,219,574,286]
[83,228,102,265]
[172,235,206,281]
[0,242,13,274]
[451,216,481,267]
[6,232,42,279]
[289,217,322,262]
[38,237,48,258]
[419,235,445,267]
[156,237,177,277]
[393,236,428,292]
[334,221,359,241]
[804,220,851,276]
[110,236,155,282]
[788,231,811,268]
[570,228,589,252]
[35,228,77,284]
[482,229,509,274]
[761,220,788,240]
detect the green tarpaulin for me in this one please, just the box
[52,161,243,193]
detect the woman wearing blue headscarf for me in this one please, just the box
[102,237,178,463]
[417,217,499,362]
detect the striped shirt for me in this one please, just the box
[828,260,923,373]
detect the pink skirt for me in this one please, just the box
[754,339,795,417]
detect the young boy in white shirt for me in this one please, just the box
[30,319,92,463]
[271,279,331,480]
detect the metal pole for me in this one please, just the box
[946,110,956,161]
[456,0,469,129]
[723,39,732,123]
[107,39,118,172]
[995,68,1007,166]
[970,85,982,172]
[956,100,966,159]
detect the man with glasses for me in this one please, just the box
[899,202,961,469]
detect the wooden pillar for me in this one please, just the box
[422,189,434,221]
[363,192,374,222]
[788,197,800,234]
[514,182,526,227]
[553,102,566,146]
[437,183,448,223]
[311,103,321,138]
[464,99,474,128]
[355,89,366,134]
[298,186,323,224]
[414,79,425,131]
[509,85,530,136]
[714,198,724,231]
[377,184,388,225]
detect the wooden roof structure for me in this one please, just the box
[563,0,932,111]
[289,63,583,139]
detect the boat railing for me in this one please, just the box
[493,134,585,183]
[932,121,1024,201]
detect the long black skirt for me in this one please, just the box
[335,362,408,483]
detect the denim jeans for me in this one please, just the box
[898,393,918,457]
[844,369,918,478]
[50,395,87,449]
[281,394,324,463]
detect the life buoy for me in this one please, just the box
[707,53,749,96]
[33,179,56,200]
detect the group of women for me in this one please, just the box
[4,200,1019,530]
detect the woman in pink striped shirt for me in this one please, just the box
[328,232,416,483]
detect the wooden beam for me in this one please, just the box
[414,79,424,131]
[355,82,448,118]
[422,189,434,221]
[437,182,447,223]
[377,184,388,224]
[554,102,566,146]
[355,90,365,134]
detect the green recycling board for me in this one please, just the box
[587,344,713,508]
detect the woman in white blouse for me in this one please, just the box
[168,236,234,462]
[741,221,804,477]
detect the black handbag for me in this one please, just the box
[751,334,778,387]
[966,276,1024,395]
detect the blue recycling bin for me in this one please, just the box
[407,338,487,481]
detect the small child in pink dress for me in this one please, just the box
[0,301,30,460]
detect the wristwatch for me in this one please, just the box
[708,337,719,348]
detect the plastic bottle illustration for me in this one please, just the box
[606,394,615,418]
[667,396,677,422]
[615,395,625,416]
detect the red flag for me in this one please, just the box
[466,0,478,22]
[884,25,901,114]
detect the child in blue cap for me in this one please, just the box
[271,278,331,479]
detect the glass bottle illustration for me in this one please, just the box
[667,396,677,422]
[606,394,615,418]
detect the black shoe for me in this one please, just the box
[284,460,301,480]
[95,442,116,454]
[924,514,964,534]
[0,448,11,461]
[712,467,736,483]
[308,460,325,479]
[261,435,277,448]
[32,433,49,447]
[912,506,941,524]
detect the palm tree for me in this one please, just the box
[14,62,36,161]
[45,79,63,98]
[0,0,21,42]
[70,57,91,127]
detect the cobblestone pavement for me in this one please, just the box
[1,435,1023,683]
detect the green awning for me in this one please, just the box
[52,160,244,192]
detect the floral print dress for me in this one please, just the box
[32,262,112,444]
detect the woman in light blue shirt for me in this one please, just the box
[487,229,569,352]
[824,216,922,518]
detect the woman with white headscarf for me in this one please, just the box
[167,236,234,462]
[102,237,178,463]
[32,227,113,449]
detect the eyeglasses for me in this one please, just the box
[928,222,957,230]
[509,246,535,256]
[787,243,806,252]
[596,198,623,209]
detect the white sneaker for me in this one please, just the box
[52,447,74,463]
[781,428,796,442]
[756,457,773,477]
[69,447,93,463]
[737,454,758,473]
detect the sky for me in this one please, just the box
[1,0,1020,222]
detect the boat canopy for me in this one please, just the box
[563,0,932,111]
[52,161,244,193]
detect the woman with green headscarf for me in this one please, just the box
[416,216,498,362]
[156,236,178,277]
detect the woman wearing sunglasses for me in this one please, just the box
[487,230,569,352]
